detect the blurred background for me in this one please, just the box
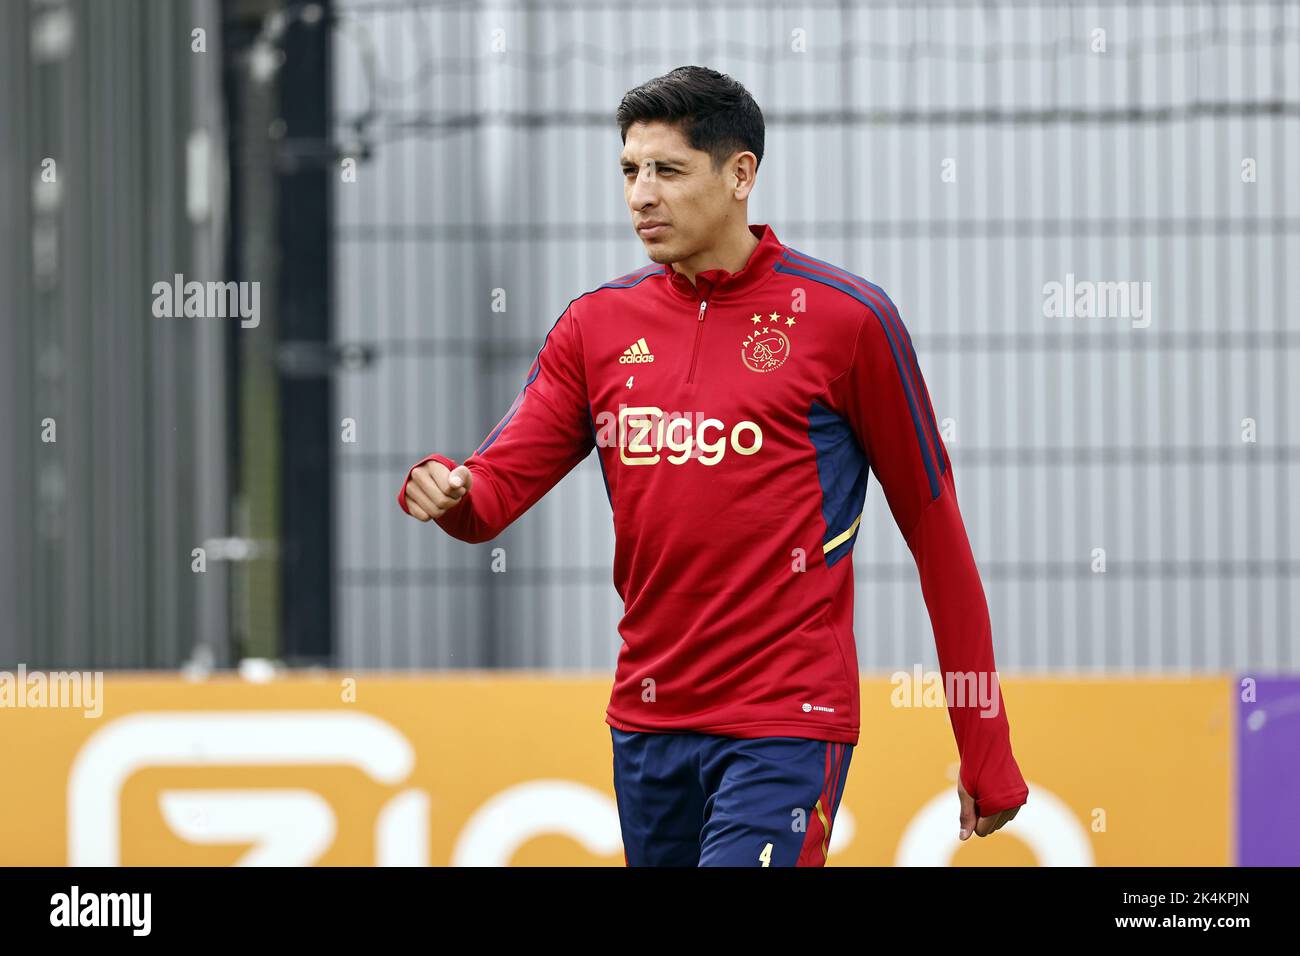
[0,0,1296,866]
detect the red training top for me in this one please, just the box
[399,223,1028,816]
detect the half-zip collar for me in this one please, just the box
[661,222,786,304]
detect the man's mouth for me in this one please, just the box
[637,222,669,238]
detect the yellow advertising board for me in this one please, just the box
[0,674,1231,866]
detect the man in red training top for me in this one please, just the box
[399,65,1027,866]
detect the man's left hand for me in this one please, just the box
[957,778,1022,840]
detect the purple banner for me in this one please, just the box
[1237,676,1300,866]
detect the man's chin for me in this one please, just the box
[641,240,680,265]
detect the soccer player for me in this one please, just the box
[398,66,1027,866]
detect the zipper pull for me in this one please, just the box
[698,300,708,321]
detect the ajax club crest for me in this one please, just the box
[741,312,796,373]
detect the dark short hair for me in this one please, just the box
[616,66,764,172]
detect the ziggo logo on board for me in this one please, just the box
[66,712,1090,866]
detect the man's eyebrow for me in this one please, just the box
[619,156,685,167]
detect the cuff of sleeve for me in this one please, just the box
[971,784,1029,817]
[397,453,459,514]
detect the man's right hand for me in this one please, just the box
[403,460,473,522]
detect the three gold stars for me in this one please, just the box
[751,312,797,327]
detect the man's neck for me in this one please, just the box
[670,222,759,287]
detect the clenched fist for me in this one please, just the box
[957,776,1022,840]
[403,460,473,522]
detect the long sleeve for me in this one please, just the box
[397,302,595,544]
[827,288,1028,816]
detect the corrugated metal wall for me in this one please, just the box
[333,0,1300,673]
[0,0,228,670]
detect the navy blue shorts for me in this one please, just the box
[610,728,853,867]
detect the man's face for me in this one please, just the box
[621,121,734,264]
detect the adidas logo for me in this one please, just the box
[619,337,655,364]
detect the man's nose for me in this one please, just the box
[628,169,658,207]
